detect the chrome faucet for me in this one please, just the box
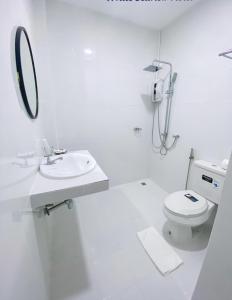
[44,154,63,165]
[42,143,63,165]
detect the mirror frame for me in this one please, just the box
[15,26,39,119]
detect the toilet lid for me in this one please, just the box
[164,190,208,218]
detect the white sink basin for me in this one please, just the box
[40,152,96,179]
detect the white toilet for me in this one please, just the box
[163,160,227,243]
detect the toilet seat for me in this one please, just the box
[164,190,208,218]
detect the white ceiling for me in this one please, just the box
[61,0,202,30]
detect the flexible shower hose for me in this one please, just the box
[152,102,179,156]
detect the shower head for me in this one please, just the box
[168,72,178,94]
[143,65,162,73]
[172,72,178,83]
[143,59,173,73]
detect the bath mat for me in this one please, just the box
[137,227,183,275]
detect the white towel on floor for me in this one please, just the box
[137,227,183,276]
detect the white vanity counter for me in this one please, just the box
[30,151,109,208]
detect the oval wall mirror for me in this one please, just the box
[15,26,39,119]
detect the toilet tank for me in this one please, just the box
[188,160,227,205]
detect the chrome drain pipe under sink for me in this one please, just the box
[44,199,73,216]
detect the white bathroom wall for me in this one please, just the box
[31,0,59,148]
[150,0,232,192]
[0,1,52,299]
[45,0,158,185]
[0,196,50,300]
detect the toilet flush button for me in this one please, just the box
[213,180,220,188]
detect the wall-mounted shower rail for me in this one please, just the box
[44,199,73,215]
[219,49,232,59]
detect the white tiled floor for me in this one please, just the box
[49,179,212,300]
